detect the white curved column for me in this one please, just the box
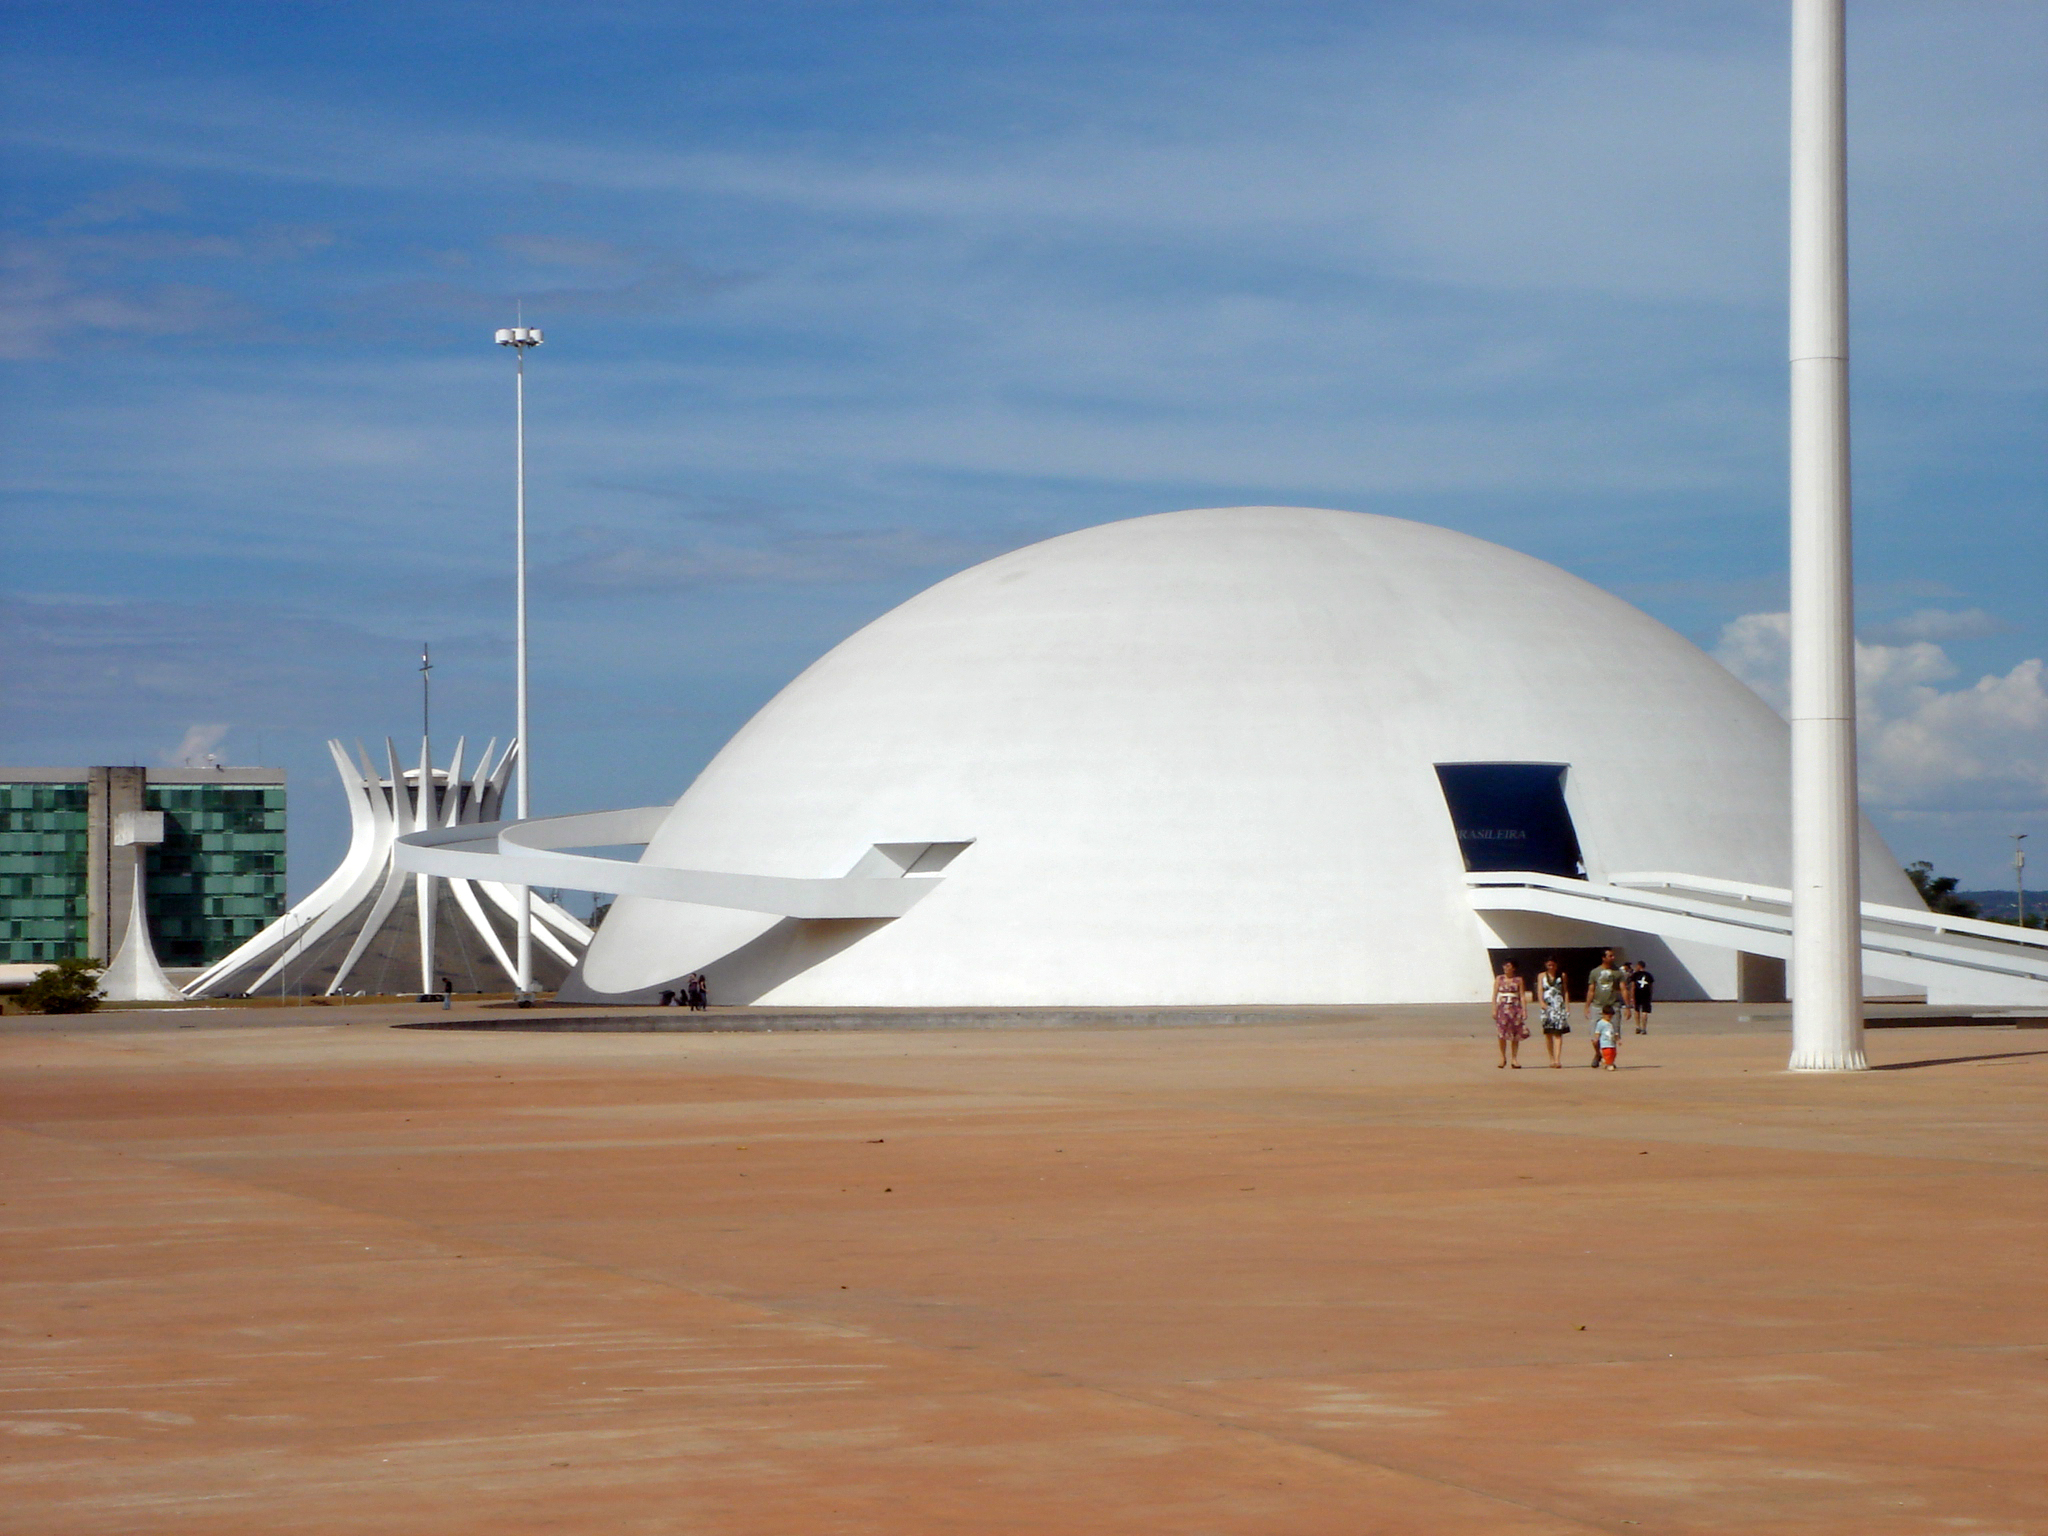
[101,873,182,1002]
[448,876,520,981]
[184,739,384,996]
[477,881,583,965]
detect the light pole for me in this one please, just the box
[279,910,303,1004]
[2015,834,2029,927]
[496,322,543,999]
[1787,0,1865,1071]
[418,647,436,1001]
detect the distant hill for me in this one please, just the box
[1953,890,2044,926]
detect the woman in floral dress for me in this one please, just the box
[1536,957,1571,1068]
[1493,960,1531,1068]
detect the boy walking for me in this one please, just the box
[1594,1005,1621,1070]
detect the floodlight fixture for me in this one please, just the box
[2017,833,2030,927]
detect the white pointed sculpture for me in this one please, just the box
[100,873,184,1003]
[183,737,591,999]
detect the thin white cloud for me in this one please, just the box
[48,180,186,229]
[550,526,1004,592]
[1862,607,2010,646]
[0,236,251,358]
[0,211,335,358]
[165,722,229,766]
[5,3,2037,325]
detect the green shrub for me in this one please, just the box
[20,957,105,1015]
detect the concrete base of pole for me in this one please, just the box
[515,885,534,1001]
[1789,717,1866,1071]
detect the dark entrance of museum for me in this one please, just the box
[1434,762,1586,878]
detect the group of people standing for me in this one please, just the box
[1492,948,1653,1070]
[658,973,709,1010]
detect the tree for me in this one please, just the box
[1904,862,1980,920]
[19,957,105,1014]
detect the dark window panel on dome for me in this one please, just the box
[1434,763,1587,879]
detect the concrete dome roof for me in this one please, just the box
[572,507,1913,1006]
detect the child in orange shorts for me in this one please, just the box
[1594,1005,1621,1070]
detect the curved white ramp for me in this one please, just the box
[1467,870,2048,1007]
[394,809,950,920]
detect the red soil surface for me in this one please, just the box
[3,1004,2043,1533]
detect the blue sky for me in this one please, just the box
[2,0,2043,895]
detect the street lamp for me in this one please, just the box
[420,641,433,742]
[279,910,304,1004]
[496,322,542,999]
[2015,833,2029,927]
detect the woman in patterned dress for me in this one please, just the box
[1493,960,1531,1068]
[1536,957,1572,1068]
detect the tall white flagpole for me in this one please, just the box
[496,322,543,998]
[1787,0,1865,1071]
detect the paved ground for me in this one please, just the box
[2,1002,2043,1534]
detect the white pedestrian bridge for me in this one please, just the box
[396,808,947,921]
[1466,871,2048,1008]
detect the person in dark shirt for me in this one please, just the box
[1629,962,1655,1034]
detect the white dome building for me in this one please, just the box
[561,506,1923,1008]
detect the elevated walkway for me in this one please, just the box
[1466,870,2048,1007]
[395,808,954,920]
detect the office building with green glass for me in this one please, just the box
[0,767,286,968]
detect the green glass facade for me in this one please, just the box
[0,782,91,962]
[0,771,286,967]
[145,785,288,967]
